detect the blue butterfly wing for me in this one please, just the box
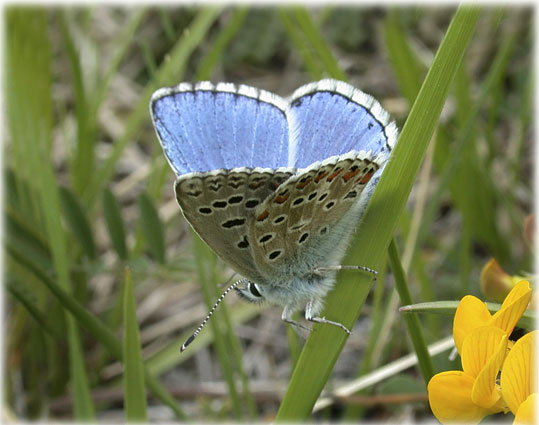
[286,79,398,168]
[151,82,290,175]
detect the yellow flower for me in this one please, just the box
[428,326,508,423]
[500,330,537,424]
[453,280,532,354]
[428,281,533,424]
[480,259,528,302]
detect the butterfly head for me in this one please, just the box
[235,280,266,304]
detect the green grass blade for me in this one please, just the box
[139,38,159,80]
[159,7,177,42]
[67,317,96,420]
[145,304,261,376]
[6,207,52,273]
[7,240,121,356]
[343,263,387,419]
[285,321,302,371]
[192,233,244,419]
[59,186,96,260]
[416,21,518,265]
[453,62,477,293]
[510,71,532,189]
[453,55,506,275]
[6,240,188,420]
[387,239,434,383]
[400,301,536,331]
[102,188,128,261]
[196,7,250,80]
[6,277,63,341]
[123,268,148,422]
[278,9,324,79]
[275,6,481,420]
[93,9,147,114]
[383,9,424,103]
[59,11,96,197]
[290,7,347,80]
[6,8,96,419]
[87,7,222,206]
[138,191,166,264]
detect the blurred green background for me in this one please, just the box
[4,5,533,422]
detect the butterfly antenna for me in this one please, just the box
[181,279,246,352]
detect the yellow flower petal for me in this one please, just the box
[501,331,537,415]
[467,328,507,409]
[453,295,492,353]
[491,281,532,337]
[500,280,531,308]
[461,326,507,378]
[428,371,493,424]
[514,393,538,425]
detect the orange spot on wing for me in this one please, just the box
[359,171,374,184]
[274,193,290,204]
[314,171,329,183]
[327,168,343,182]
[343,169,360,182]
[248,179,266,190]
[296,177,311,189]
[256,210,269,221]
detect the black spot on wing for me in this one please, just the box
[212,200,227,208]
[259,234,274,244]
[222,218,246,228]
[268,250,282,260]
[237,236,249,249]
[245,199,260,208]
[228,195,244,205]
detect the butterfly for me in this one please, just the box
[150,79,398,351]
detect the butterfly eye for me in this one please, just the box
[249,282,262,298]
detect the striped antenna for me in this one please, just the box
[181,279,247,352]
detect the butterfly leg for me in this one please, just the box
[313,265,378,279]
[305,300,351,334]
[281,305,312,332]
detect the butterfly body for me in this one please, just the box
[151,79,397,339]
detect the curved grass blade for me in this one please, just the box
[415,19,519,265]
[123,268,148,422]
[145,304,261,376]
[384,8,424,103]
[289,7,347,80]
[6,277,64,341]
[138,191,166,264]
[6,207,52,273]
[400,301,536,331]
[68,317,96,420]
[59,186,96,260]
[278,9,324,79]
[6,240,188,420]
[387,239,434,383]
[275,6,482,420]
[103,188,128,261]
[196,7,250,80]
[94,9,147,110]
[192,233,244,419]
[6,9,95,419]
[59,11,96,197]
